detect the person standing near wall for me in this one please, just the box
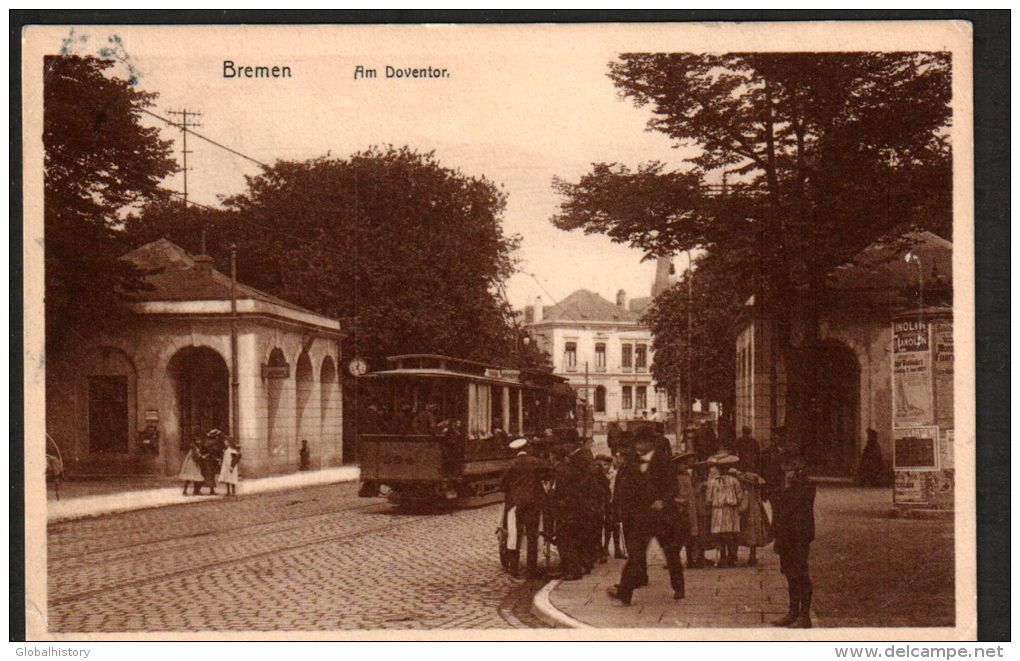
[771,455,816,628]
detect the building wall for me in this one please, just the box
[530,322,667,426]
[46,315,342,479]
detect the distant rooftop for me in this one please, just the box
[525,289,642,324]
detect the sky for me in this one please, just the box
[46,24,699,310]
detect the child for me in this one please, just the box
[734,467,771,566]
[672,452,702,567]
[771,455,816,628]
[705,452,743,567]
[219,439,242,496]
[178,438,204,495]
[595,454,623,561]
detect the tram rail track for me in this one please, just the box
[49,499,502,607]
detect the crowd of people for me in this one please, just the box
[178,429,242,496]
[498,423,816,628]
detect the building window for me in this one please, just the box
[594,343,606,370]
[564,341,577,369]
[635,344,648,370]
[622,385,633,410]
[88,375,129,453]
[621,343,633,368]
[594,385,607,413]
[636,385,648,411]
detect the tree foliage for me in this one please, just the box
[44,55,177,351]
[125,147,548,368]
[553,52,952,433]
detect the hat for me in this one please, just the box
[781,455,807,471]
[206,429,223,438]
[708,451,739,465]
[594,453,613,463]
[508,438,528,451]
[671,451,697,463]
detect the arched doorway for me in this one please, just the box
[799,341,860,476]
[168,346,229,450]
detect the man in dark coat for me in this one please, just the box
[734,426,763,476]
[770,455,816,628]
[501,441,552,578]
[607,429,686,606]
[551,442,588,580]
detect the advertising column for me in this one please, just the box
[891,310,954,512]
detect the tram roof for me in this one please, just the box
[376,354,567,388]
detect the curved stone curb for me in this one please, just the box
[530,579,595,629]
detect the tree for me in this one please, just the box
[554,52,952,443]
[44,55,177,351]
[125,147,548,368]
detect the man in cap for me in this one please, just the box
[501,438,552,578]
[607,427,685,606]
[771,455,816,628]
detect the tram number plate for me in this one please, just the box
[381,452,416,465]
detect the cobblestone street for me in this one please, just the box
[48,482,548,632]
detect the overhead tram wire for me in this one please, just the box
[140,107,272,169]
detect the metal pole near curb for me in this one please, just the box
[230,244,240,443]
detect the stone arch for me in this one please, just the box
[800,339,861,476]
[166,346,229,451]
[295,350,316,452]
[265,347,289,458]
[320,355,340,465]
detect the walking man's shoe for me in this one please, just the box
[606,586,632,606]
[673,589,685,600]
[788,613,812,628]
[772,612,798,627]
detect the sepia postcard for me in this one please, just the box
[21,20,976,641]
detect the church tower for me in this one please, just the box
[651,255,676,298]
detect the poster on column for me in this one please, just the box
[893,318,934,427]
[933,318,954,428]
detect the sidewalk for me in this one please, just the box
[47,466,360,523]
[533,486,955,629]
[535,546,799,629]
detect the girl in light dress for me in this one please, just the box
[705,453,743,567]
[178,438,205,495]
[218,439,242,496]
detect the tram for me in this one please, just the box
[356,354,576,504]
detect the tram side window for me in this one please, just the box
[509,388,520,435]
[491,386,506,434]
[468,383,492,439]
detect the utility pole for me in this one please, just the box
[229,244,240,445]
[167,109,204,251]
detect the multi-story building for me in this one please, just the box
[523,258,675,432]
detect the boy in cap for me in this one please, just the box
[771,455,816,628]
[501,438,551,578]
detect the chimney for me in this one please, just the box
[193,254,215,273]
[616,289,628,309]
[532,296,543,323]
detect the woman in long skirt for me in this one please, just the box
[178,439,204,495]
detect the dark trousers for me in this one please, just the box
[515,505,541,575]
[557,518,584,577]
[619,512,685,595]
[779,543,813,615]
